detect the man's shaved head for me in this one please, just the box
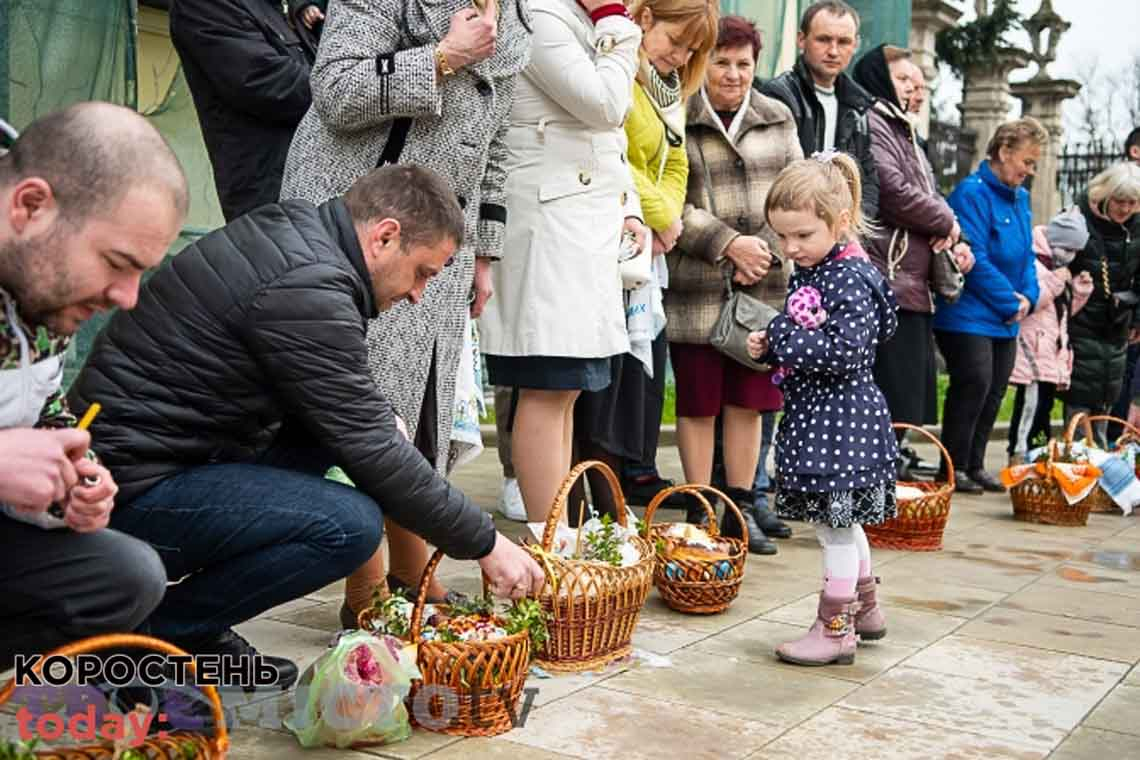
[0,101,189,226]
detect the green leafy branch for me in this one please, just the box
[936,0,1023,79]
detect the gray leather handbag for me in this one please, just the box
[709,267,781,371]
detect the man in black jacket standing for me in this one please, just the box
[69,164,544,687]
[171,0,313,221]
[757,0,879,220]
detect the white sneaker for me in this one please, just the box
[497,478,527,521]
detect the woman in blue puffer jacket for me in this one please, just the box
[933,118,1048,494]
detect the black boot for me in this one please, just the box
[967,469,1006,493]
[684,492,710,527]
[721,487,777,555]
[179,629,299,693]
[750,497,792,539]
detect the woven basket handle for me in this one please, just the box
[1064,411,1090,447]
[543,460,628,551]
[893,422,954,485]
[0,634,229,757]
[1065,413,1140,448]
[641,484,747,546]
[408,548,448,642]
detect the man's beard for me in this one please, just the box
[0,231,77,334]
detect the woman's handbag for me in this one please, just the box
[710,268,780,371]
[692,132,779,369]
[930,246,965,303]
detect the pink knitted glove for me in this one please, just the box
[786,286,827,329]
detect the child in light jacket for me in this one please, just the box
[1007,208,1094,463]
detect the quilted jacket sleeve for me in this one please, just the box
[241,263,497,559]
[309,0,443,132]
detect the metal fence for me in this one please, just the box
[1057,140,1124,208]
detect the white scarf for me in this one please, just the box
[700,87,751,144]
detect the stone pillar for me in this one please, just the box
[1013,78,1081,224]
[909,0,963,138]
[958,47,1030,174]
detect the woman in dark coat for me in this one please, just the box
[1064,162,1140,444]
[852,44,973,476]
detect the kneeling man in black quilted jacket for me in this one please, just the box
[69,164,544,690]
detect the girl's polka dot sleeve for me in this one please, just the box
[768,268,881,374]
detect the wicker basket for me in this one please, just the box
[864,423,955,551]
[0,634,229,759]
[526,461,655,673]
[1064,413,1140,515]
[1009,437,1093,527]
[358,550,531,737]
[642,485,747,614]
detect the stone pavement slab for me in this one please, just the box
[750,706,1044,760]
[1082,684,1140,736]
[956,606,1140,663]
[1048,727,1140,759]
[599,649,857,729]
[503,686,774,760]
[836,664,1110,754]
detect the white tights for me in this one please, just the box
[816,524,872,597]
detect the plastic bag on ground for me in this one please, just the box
[284,631,421,749]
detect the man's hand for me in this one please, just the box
[300,4,325,28]
[471,257,493,318]
[657,218,683,252]
[1129,326,1140,345]
[0,428,90,512]
[623,217,650,255]
[439,0,498,72]
[952,242,975,274]
[63,459,117,533]
[724,236,771,285]
[747,330,768,360]
[478,532,546,600]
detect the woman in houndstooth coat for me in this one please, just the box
[281,0,532,613]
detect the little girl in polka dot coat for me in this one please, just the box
[747,152,899,668]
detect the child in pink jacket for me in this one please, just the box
[1007,208,1094,463]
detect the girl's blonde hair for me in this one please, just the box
[764,152,868,239]
[1088,161,1140,209]
[629,0,720,97]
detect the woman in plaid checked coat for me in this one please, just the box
[666,16,801,552]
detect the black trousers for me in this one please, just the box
[935,331,1017,472]
[0,518,167,671]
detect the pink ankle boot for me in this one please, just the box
[775,593,859,666]
[855,576,887,641]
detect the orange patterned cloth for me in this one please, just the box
[1000,460,1103,503]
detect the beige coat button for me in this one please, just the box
[579,171,592,186]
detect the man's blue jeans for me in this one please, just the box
[752,411,777,509]
[110,432,383,644]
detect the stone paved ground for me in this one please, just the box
[6,442,1140,759]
